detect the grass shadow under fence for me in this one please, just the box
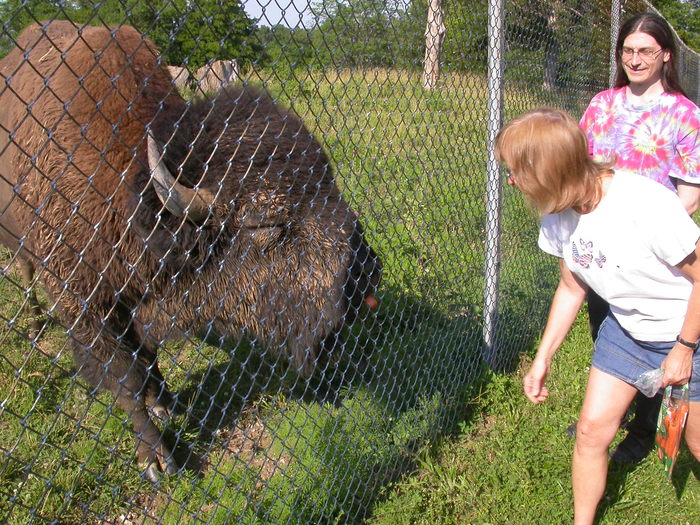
[0,267,549,524]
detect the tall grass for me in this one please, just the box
[0,68,555,524]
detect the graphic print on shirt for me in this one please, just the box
[572,238,593,268]
[571,238,607,269]
[594,251,606,268]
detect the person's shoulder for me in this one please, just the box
[584,88,625,117]
[660,92,700,113]
[581,89,621,125]
[614,169,664,189]
[613,170,681,204]
[541,209,578,230]
[539,211,576,252]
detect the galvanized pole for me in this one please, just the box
[483,0,504,367]
[609,0,621,88]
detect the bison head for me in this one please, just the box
[136,85,381,376]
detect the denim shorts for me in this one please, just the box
[592,313,700,402]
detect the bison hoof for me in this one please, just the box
[140,441,179,483]
[162,455,179,476]
[142,462,163,483]
[150,403,171,420]
[141,454,179,483]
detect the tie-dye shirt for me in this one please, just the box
[579,87,700,192]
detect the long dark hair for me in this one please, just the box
[613,12,687,96]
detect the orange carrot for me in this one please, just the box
[656,385,690,478]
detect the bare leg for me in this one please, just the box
[684,400,700,461]
[573,368,637,525]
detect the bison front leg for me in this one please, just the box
[137,345,177,421]
[18,259,43,339]
[70,329,177,482]
[126,402,179,482]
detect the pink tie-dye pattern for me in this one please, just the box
[580,88,700,192]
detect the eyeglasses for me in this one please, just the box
[620,47,663,61]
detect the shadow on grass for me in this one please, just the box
[596,460,640,522]
[165,288,478,465]
[597,445,699,522]
[152,283,547,523]
[672,446,700,499]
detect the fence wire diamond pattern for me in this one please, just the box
[0,0,697,523]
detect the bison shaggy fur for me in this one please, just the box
[0,21,380,481]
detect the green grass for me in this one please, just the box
[368,314,700,524]
[0,68,560,523]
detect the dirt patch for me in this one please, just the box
[215,419,291,487]
[95,417,291,523]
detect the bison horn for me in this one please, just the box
[147,134,215,223]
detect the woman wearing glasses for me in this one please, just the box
[576,12,700,464]
[497,107,700,525]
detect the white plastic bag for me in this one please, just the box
[633,368,665,397]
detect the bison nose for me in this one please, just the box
[363,295,379,310]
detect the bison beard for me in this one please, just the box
[0,21,381,481]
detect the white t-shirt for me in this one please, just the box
[538,170,700,341]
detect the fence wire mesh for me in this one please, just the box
[0,0,697,523]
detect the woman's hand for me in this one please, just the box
[523,358,551,404]
[661,345,693,387]
[522,259,587,405]
[671,241,700,387]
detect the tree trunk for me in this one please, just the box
[422,0,446,90]
[542,11,559,91]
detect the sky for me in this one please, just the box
[242,0,313,28]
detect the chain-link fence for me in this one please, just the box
[0,0,697,523]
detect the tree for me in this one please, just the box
[423,0,445,89]
[501,0,611,98]
[651,0,700,52]
[309,0,416,69]
[0,0,262,70]
[129,0,261,70]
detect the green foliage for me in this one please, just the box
[652,0,700,52]
[306,0,422,70]
[504,0,611,105]
[0,0,262,69]
[0,0,77,55]
[127,0,262,70]
[253,25,318,73]
[441,1,489,73]
[254,0,487,73]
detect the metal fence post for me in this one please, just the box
[609,0,621,88]
[483,0,505,367]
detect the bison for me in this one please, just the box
[195,59,238,95]
[0,21,381,481]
